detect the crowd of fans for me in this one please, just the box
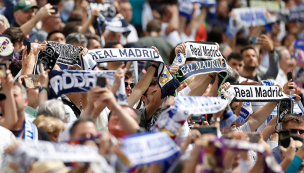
[0,0,304,172]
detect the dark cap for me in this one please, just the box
[14,1,38,13]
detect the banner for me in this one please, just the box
[190,0,216,6]
[33,41,83,74]
[120,132,180,171]
[89,2,116,17]
[228,85,290,102]
[199,138,283,173]
[179,1,193,19]
[2,141,114,173]
[175,59,229,94]
[152,96,228,138]
[226,7,277,37]
[48,70,128,105]
[288,5,304,22]
[84,48,180,98]
[242,0,281,13]
[236,102,253,124]
[185,41,222,60]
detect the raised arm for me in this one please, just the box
[165,5,179,35]
[79,9,100,34]
[20,4,54,36]
[247,102,277,132]
[100,88,139,135]
[38,64,50,106]
[0,70,17,129]
[188,73,214,96]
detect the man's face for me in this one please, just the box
[120,2,132,23]
[44,13,62,31]
[72,121,98,139]
[48,33,66,44]
[88,39,101,49]
[242,49,258,70]
[284,121,304,137]
[142,85,159,106]
[14,8,35,25]
[279,49,296,74]
[108,106,138,138]
[228,58,244,74]
[12,86,28,112]
[125,78,133,97]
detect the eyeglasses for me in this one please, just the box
[125,82,134,89]
[288,129,304,135]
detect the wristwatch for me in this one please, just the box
[211,117,221,123]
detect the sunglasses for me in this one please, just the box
[125,82,134,89]
[288,129,304,135]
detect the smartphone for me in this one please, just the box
[277,99,293,124]
[52,5,58,14]
[96,75,106,88]
[194,126,217,135]
[191,114,206,124]
[0,63,6,78]
[279,130,290,148]
[24,39,31,55]
[249,37,259,44]
[248,133,259,143]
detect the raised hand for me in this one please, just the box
[37,41,47,52]
[1,70,14,92]
[36,3,55,19]
[151,46,160,54]
[175,43,186,55]
[169,65,179,74]
[258,34,274,52]
[283,79,296,94]
[38,63,50,87]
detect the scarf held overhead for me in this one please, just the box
[33,41,83,74]
[48,70,128,105]
[84,48,180,98]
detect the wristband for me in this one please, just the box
[39,86,49,94]
[150,64,158,69]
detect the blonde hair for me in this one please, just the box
[33,115,65,133]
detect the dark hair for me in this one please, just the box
[147,19,162,33]
[227,52,243,62]
[85,33,101,48]
[66,33,88,47]
[282,114,304,129]
[143,78,158,96]
[236,37,249,47]
[206,25,224,44]
[62,22,81,37]
[281,32,297,46]
[3,27,25,45]
[69,116,95,137]
[67,13,83,23]
[47,0,62,5]
[125,71,133,80]
[9,61,21,77]
[240,45,256,55]
[47,30,64,41]
[104,41,121,48]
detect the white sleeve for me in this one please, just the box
[177,86,191,96]
[95,107,110,135]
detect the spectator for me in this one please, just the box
[3,27,25,52]
[11,0,41,42]
[137,19,173,64]
[85,33,101,49]
[125,71,134,98]
[276,47,296,86]
[119,1,138,43]
[33,115,65,142]
[62,21,81,37]
[47,30,65,43]
[37,12,62,41]
[69,116,98,140]
[227,52,244,75]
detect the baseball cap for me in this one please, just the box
[14,0,38,13]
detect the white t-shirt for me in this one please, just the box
[161,23,182,47]
[0,126,16,166]
[275,68,288,87]
[95,107,110,135]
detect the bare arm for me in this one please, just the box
[0,70,18,129]
[20,4,54,36]
[261,116,277,141]
[247,102,277,132]
[79,9,100,34]
[188,74,213,96]
[128,63,158,107]
[165,5,179,35]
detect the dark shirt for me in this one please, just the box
[137,108,163,131]
[11,128,51,141]
[244,76,259,82]
[272,145,283,163]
